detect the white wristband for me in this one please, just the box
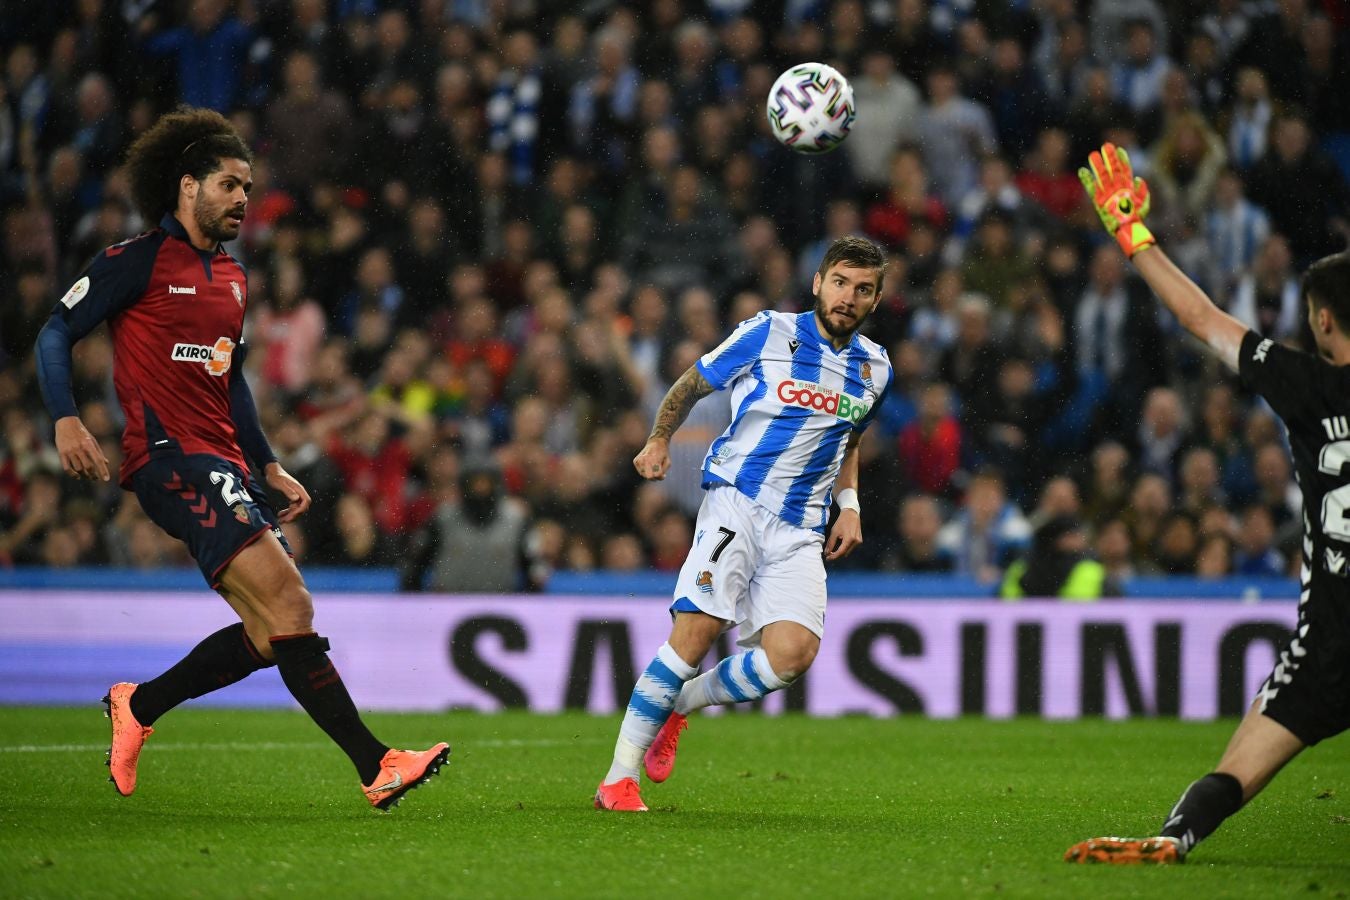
[836,488,860,513]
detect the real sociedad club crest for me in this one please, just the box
[861,362,874,392]
[231,281,242,307]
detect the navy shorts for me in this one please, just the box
[132,452,291,589]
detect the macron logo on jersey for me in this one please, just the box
[777,379,871,423]
[169,284,197,295]
[171,337,235,377]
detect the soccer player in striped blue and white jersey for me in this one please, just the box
[595,236,893,812]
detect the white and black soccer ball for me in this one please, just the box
[766,62,856,154]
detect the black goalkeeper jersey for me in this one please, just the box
[1237,329,1350,743]
[1239,330,1350,587]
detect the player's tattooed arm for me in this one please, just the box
[648,366,714,442]
[635,366,713,480]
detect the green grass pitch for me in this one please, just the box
[1,708,1346,899]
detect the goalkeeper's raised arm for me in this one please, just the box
[1079,142,1248,373]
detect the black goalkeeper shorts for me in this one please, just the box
[1256,590,1350,746]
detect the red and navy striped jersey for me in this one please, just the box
[50,214,250,485]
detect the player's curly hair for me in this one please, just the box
[124,106,252,225]
[817,236,887,296]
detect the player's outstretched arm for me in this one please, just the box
[1079,142,1247,372]
[634,365,714,481]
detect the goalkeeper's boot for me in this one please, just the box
[104,682,153,796]
[362,742,451,811]
[1064,836,1184,865]
[594,778,648,812]
[643,712,688,783]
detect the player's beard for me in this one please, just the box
[814,295,867,340]
[194,195,243,244]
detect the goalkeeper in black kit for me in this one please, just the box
[1065,144,1350,864]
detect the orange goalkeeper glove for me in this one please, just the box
[1078,142,1155,258]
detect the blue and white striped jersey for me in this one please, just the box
[696,310,892,531]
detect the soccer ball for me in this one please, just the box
[766,62,856,154]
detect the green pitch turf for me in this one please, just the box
[1,709,1346,899]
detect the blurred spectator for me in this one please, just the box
[885,493,953,572]
[1082,441,1131,526]
[958,208,1034,310]
[1225,68,1272,172]
[327,409,413,535]
[1095,516,1136,584]
[1246,113,1350,263]
[936,467,1031,583]
[1109,18,1172,118]
[1000,514,1117,600]
[312,493,400,569]
[265,48,351,195]
[974,36,1054,165]
[1233,504,1287,578]
[1150,111,1227,227]
[898,381,962,499]
[1229,234,1303,341]
[846,49,922,191]
[254,256,325,394]
[1073,245,1166,438]
[1015,127,1083,222]
[920,64,998,208]
[486,29,567,187]
[404,463,532,592]
[1134,387,1189,483]
[1205,168,1270,302]
[864,145,948,251]
[1153,511,1199,575]
[141,0,253,112]
[1176,446,1225,518]
[647,505,692,572]
[1195,532,1234,578]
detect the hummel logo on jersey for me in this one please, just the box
[777,379,871,423]
[1325,547,1346,576]
[168,285,197,295]
[1253,338,1273,363]
[788,339,801,355]
[366,773,403,794]
[171,337,235,377]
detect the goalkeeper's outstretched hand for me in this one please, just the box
[1078,142,1156,258]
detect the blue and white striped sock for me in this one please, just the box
[674,648,788,715]
[605,642,697,784]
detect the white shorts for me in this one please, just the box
[671,486,827,648]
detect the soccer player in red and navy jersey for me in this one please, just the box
[34,107,449,811]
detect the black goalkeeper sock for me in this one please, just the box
[129,623,273,726]
[1159,772,1245,853]
[270,632,388,784]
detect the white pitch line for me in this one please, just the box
[0,737,599,754]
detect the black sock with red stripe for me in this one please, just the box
[130,623,272,726]
[270,632,387,784]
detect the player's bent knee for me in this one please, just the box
[766,643,818,682]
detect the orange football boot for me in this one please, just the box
[643,712,688,783]
[594,777,648,812]
[1064,836,1184,865]
[103,682,153,796]
[362,742,451,811]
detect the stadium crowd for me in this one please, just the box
[1,0,1349,592]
